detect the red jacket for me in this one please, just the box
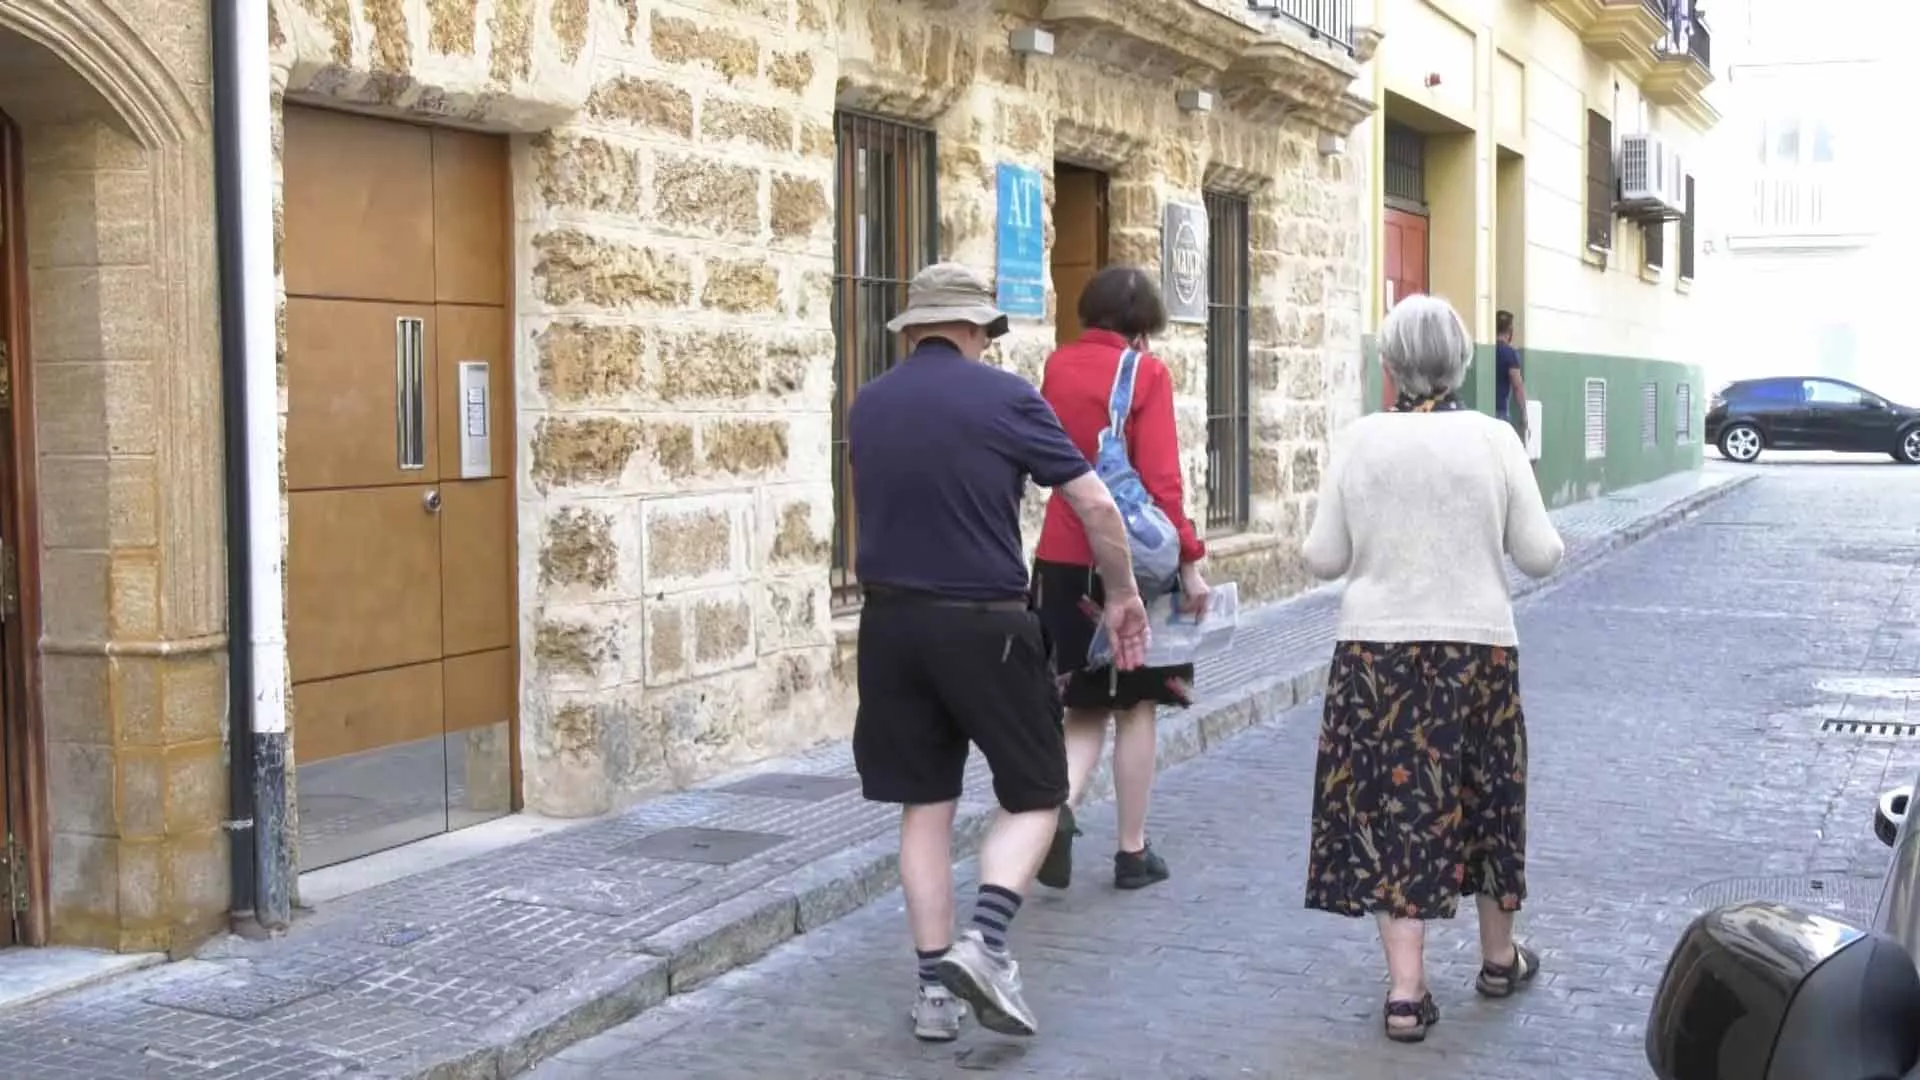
[1034,329,1205,567]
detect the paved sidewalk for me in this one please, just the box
[0,470,1749,1079]
[524,460,1920,1079]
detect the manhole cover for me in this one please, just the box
[614,826,790,866]
[1688,874,1880,924]
[1822,545,1913,566]
[145,974,325,1019]
[718,773,861,802]
[1819,718,1920,738]
[1814,677,1920,698]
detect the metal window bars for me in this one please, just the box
[1204,190,1252,533]
[829,112,939,609]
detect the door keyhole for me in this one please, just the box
[423,489,441,513]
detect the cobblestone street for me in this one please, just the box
[527,460,1920,1079]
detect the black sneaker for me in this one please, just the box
[1113,844,1169,890]
[1036,805,1080,889]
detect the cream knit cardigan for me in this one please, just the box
[1301,410,1565,647]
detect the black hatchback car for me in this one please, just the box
[1705,376,1920,464]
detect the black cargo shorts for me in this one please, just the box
[851,587,1068,813]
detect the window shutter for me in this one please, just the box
[1586,111,1614,251]
[1584,378,1609,460]
[1675,384,1693,441]
[1640,382,1659,447]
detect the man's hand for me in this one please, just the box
[1101,588,1151,670]
[1177,563,1210,618]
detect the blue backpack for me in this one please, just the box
[1094,349,1183,597]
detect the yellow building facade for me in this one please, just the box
[1364,0,1719,504]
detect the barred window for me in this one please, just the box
[1640,382,1659,447]
[1675,383,1694,441]
[1204,190,1251,533]
[831,112,938,608]
[1586,110,1614,252]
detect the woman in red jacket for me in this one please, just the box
[1031,265,1210,893]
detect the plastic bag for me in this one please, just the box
[1086,581,1239,671]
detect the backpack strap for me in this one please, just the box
[1106,349,1142,438]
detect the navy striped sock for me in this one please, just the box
[970,885,1023,951]
[916,947,946,987]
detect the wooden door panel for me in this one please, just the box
[439,479,513,657]
[434,305,507,480]
[444,648,513,736]
[288,485,445,683]
[283,106,435,304]
[292,661,444,765]
[431,129,510,307]
[286,299,439,491]
[1052,168,1106,346]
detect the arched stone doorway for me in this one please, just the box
[0,3,226,955]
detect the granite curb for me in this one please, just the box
[380,472,1762,1080]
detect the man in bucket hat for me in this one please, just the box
[847,261,1150,1040]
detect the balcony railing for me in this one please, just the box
[1730,170,1874,243]
[1658,1,1712,69]
[1249,0,1355,51]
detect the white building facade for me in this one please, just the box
[1698,0,1905,402]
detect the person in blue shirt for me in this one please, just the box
[847,261,1149,1043]
[1494,309,1528,442]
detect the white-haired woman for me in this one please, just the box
[1301,294,1565,1043]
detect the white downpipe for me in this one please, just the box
[235,1,287,736]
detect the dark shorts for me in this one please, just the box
[852,590,1068,813]
[1031,559,1195,711]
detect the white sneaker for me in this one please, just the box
[935,929,1039,1037]
[911,984,967,1042]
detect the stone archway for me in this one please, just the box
[0,2,226,955]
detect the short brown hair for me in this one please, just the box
[1077,265,1168,340]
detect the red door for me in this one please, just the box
[1381,208,1430,409]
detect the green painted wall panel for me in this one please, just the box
[1355,342,1704,509]
[1524,349,1704,509]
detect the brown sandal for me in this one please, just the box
[1476,943,1540,999]
[1383,993,1439,1043]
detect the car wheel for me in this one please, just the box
[1719,423,1764,463]
[1898,427,1920,465]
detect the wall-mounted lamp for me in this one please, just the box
[1177,89,1215,113]
[1317,132,1346,157]
[1010,27,1055,56]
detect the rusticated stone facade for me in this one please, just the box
[1,0,228,955]
[263,0,1376,823]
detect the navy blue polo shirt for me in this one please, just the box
[848,340,1092,601]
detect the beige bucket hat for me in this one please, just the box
[885,261,1011,339]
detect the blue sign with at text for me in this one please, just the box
[995,163,1045,318]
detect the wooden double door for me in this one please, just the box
[1381,207,1431,409]
[282,107,518,869]
[1052,164,1109,346]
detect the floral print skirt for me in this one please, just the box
[1304,640,1528,920]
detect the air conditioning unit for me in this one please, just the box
[1616,132,1671,213]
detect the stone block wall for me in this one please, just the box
[265,0,1371,824]
[2,0,228,954]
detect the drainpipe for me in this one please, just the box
[211,0,293,933]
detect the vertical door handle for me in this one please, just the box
[395,316,426,471]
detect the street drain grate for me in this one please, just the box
[1820,718,1920,738]
[1688,873,1880,925]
